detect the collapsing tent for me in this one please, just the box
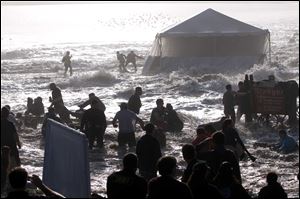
[142,8,271,75]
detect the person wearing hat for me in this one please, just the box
[112,103,144,149]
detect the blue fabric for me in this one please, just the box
[278,135,298,153]
[43,119,90,198]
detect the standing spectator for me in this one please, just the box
[188,161,224,199]
[212,162,251,199]
[128,87,142,114]
[1,146,10,192]
[181,144,198,183]
[1,107,21,168]
[107,153,147,199]
[258,172,287,199]
[7,167,65,198]
[148,156,193,199]
[136,123,162,181]
[192,126,210,146]
[222,84,236,123]
[205,132,241,183]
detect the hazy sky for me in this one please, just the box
[2,1,297,6]
[1,1,298,45]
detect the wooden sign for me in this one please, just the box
[252,87,287,114]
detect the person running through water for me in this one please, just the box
[62,51,73,76]
[116,51,128,72]
[125,51,143,72]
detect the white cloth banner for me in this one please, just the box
[43,119,90,198]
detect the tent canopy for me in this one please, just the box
[143,8,270,75]
[160,8,266,37]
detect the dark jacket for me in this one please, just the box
[148,176,193,199]
[80,108,107,131]
[258,182,287,199]
[128,94,142,114]
[166,110,184,132]
[136,134,161,173]
[107,170,147,199]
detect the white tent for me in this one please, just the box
[143,8,270,75]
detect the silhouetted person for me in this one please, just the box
[222,119,248,161]
[188,161,224,199]
[62,51,72,76]
[148,156,193,199]
[25,97,34,115]
[195,125,217,160]
[212,162,251,199]
[128,87,142,114]
[150,98,168,131]
[125,51,143,72]
[79,93,106,112]
[49,83,71,125]
[181,144,198,183]
[258,172,287,199]
[1,107,21,168]
[80,100,107,149]
[112,103,144,149]
[1,146,10,192]
[192,126,210,146]
[116,51,128,72]
[165,103,184,132]
[107,153,147,199]
[4,105,19,128]
[136,123,162,181]
[223,84,236,123]
[150,99,168,147]
[204,132,241,183]
[7,167,65,198]
[41,107,62,137]
[33,97,44,116]
[275,129,298,154]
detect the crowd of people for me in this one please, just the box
[1,57,299,198]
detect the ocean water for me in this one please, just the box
[1,2,299,198]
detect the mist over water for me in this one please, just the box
[1,2,299,198]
